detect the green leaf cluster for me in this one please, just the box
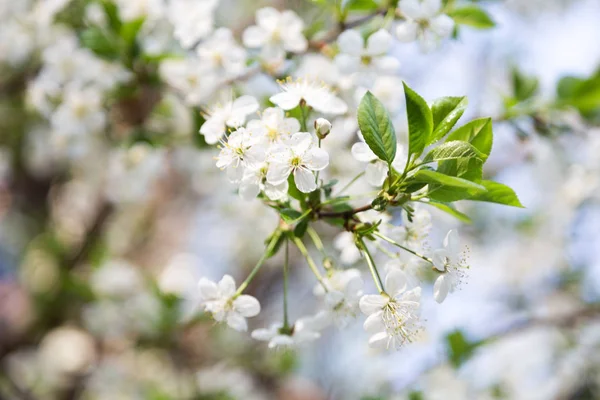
[80,1,146,67]
[356,82,523,222]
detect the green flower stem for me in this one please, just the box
[374,231,434,264]
[235,230,282,296]
[299,102,310,132]
[283,239,290,330]
[306,226,327,258]
[292,236,328,291]
[359,237,385,294]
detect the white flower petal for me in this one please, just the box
[269,335,294,348]
[421,0,443,19]
[368,331,390,348]
[264,181,288,201]
[251,326,278,341]
[444,229,460,255]
[218,275,236,297]
[351,142,377,162]
[198,278,218,300]
[233,295,261,317]
[231,96,259,120]
[385,269,407,296]
[281,117,301,135]
[365,161,389,186]
[266,162,292,185]
[306,148,329,171]
[359,294,388,315]
[324,95,348,115]
[270,92,301,110]
[200,117,225,144]
[433,248,448,271]
[288,131,314,154]
[256,7,280,30]
[363,311,385,333]
[398,0,423,19]
[242,25,267,48]
[430,14,454,38]
[294,167,317,193]
[433,274,450,303]
[226,313,248,331]
[338,29,364,56]
[395,20,419,43]
[366,29,392,55]
[283,34,308,53]
[334,54,360,75]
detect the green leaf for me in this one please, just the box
[449,6,496,29]
[100,0,122,32]
[425,201,472,223]
[446,118,493,161]
[294,219,309,237]
[343,0,379,11]
[357,91,397,164]
[511,67,539,102]
[120,17,145,48]
[467,180,524,208]
[413,170,486,191]
[430,96,468,144]
[287,175,306,203]
[265,232,285,258]
[423,141,484,164]
[403,82,433,159]
[280,209,303,223]
[446,330,482,367]
[556,70,600,121]
[80,28,120,60]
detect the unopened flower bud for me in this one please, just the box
[314,118,332,139]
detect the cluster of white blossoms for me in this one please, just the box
[204,79,349,197]
[395,0,455,52]
[2,0,493,358]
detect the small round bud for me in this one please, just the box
[314,118,332,139]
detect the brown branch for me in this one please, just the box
[317,204,373,219]
[64,202,113,270]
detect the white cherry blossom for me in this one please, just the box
[200,95,259,144]
[251,312,328,349]
[239,163,289,201]
[50,86,106,139]
[351,140,407,186]
[266,132,329,193]
[334,232,362,265]
[196,28,247,78]
[432,230,469,303]
[359,270,422,349]
[246,107,300,144]
[215,128,266,183]
[335,29,400,83]
[168,0,219,48]
[270,78,348,115]
[242,7,307,62]
[198,275,261,332]
[314,268,364,328]
[160,59,217,106]
[395,0,455,52]
[389,207,432,250]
